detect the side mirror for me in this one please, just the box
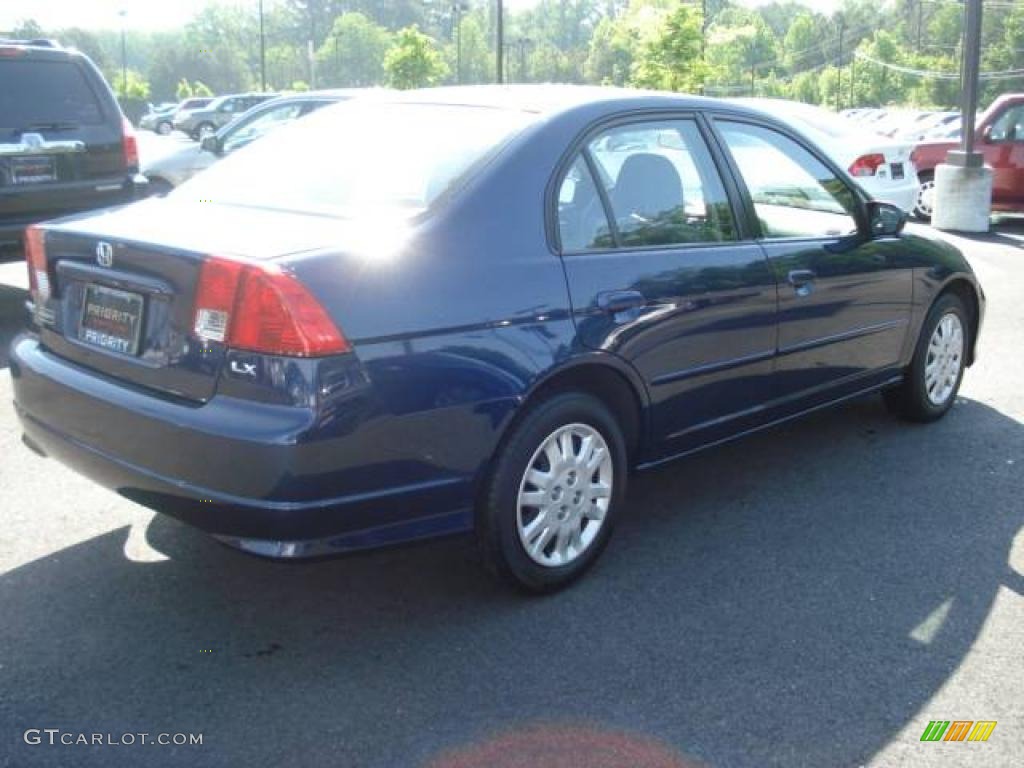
[200,135,221,154]
[981,124,993,143]
[868,201,906,238]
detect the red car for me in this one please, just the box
[911,93,1024,220]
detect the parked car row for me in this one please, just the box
[10,70,985,589]
[840,107,960,142]
[138,97,212,135]
[143,90,360,194]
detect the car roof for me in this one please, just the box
[385,84,748,119]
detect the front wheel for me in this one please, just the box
[913,172,935,221]
[884,293,969,422]
[156,120,172,135]
[477,392,628,593]
[196,122,215,140]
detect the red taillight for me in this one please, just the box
[122,116,139,169]
[0,47,27,57]
[24,225,49,300]
[192,256,349,357]
[849,153,887,177]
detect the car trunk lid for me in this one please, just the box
[32,198,364,403]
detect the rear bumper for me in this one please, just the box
[9,335,475,556]
[860,177,921,214]
[0,175,148,246]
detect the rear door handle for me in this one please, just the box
[597,290,645,314]
[787,269,817,298]
[787,269,816,287]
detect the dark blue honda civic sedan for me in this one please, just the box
[10,86,984,591]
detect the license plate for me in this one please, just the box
[890,163,905,180]
[10,155,56,184]
[79,284,144,356]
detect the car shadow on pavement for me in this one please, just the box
[0,396,1021,768]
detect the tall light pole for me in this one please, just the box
[259,0,266,91]
[118,9,127,98]
[956,0,984,165]
[496,0,504,84]
[835,15,844,112]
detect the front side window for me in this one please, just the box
[717,121,859,239]
[586,120,736,247]
[989,105,1024,142]
[222,103,305,154]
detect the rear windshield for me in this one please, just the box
[175,102,536,217]
[0,59,106,130]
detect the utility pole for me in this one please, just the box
[849,54,855,107]
[258,0,266,91]
[957,0,983,163]
[453,2,463,84]
[496,0,504,84]
[916,0,923,53]
[118,9,127,98]
[835,15,844,112]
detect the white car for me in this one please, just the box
[733,99,921,214]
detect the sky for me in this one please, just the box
[0,0,842,33]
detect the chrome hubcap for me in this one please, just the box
[516,423,613,567]
[925,312,964,406]
[916,179,935,217]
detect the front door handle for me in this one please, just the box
[787,269,816,297]
[597,290,645,314]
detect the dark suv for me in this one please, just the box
[0,39,146,247]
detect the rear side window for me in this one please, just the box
[557,156,615,251]
[558,119,736,252]
[0,59,105,130]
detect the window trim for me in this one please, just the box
[706,113,871,243]
[988,105,1024,144]
[546,109,753,256]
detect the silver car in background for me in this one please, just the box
[143,91,361,194]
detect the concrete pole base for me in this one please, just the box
[931,163,993,233]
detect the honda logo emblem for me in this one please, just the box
[96,242,114,268]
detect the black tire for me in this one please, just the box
[195,122,215,140]
[146,177,173,197]
[913,171,934,222]
[477,392,628,593]
[884,292,969,423]
[156,120,172,135]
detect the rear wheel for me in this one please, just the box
[884,293,968,422]
[146,177,173,197]
[913,172,935,221]
[477,392,627,593]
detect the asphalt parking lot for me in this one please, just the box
[0,205,1021,766]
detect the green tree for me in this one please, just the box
[175,78,193,100]
[384,25,448,89]
[630,4,706,93]
[317,13,391,87]
[113,69,151,100]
